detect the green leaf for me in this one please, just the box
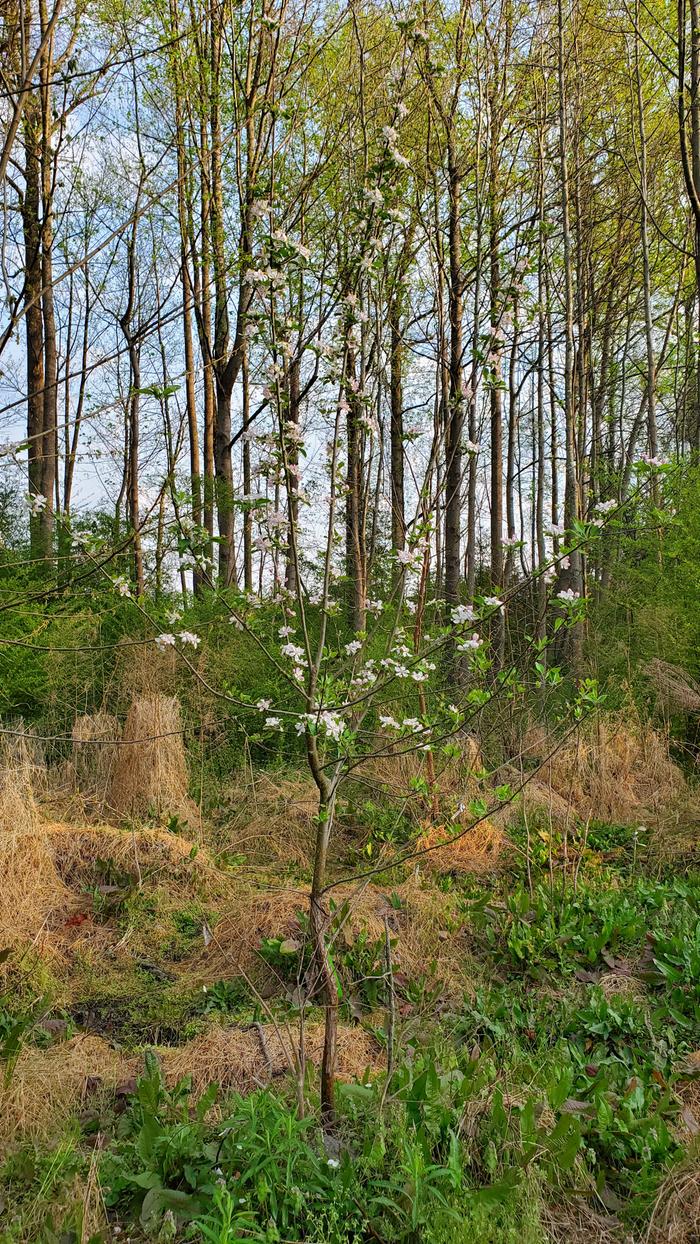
[140,1186,200,1229]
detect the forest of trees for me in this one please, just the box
[1,0,697,611]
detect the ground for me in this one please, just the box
[1,720,700,1243]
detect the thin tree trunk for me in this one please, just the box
[444,141,463,608]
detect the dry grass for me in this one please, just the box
[108,695,198,825]
[161,1020,381,1097]
[222,743,486,870]
[495,778,576,835]
[193,873,471,997]
[221,769,317,868]
[43,819,216,894]
[0,826,74,966]
[647,659,700,715]
[646,1156,700,1243]
[109,636,180,706]
[597,972,646,1002]
[354,737,483,826]
[0,817,232,981]
[192,878,390,983]
[392,872,472,992]
[0,805,469,996]
[70,710,121,808]
[0,1034,127,1150]
[522,715,685,825]
[0,1022,380,1152]
[0,728,42,834]
[648,803,700,867]
[188,882,310,981]
[415,817,504,875]
[542,1198,628,1243]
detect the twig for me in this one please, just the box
[379,914,396,1118]
[253,1020,274,1075]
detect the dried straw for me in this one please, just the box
[415,818,504,876]
[222,769,317,868]
[392,872,473,994]
[542,1198,627,1244]
[0,818,231,981]
[0,826,73,964]
[0,1034,129,1150]
[108,695,196,824]
[0,1023,380,1151]
[0,727,43,834]
[70,711,121,806]
[354,738,484,827]
[523,715,684,824]
[647,1159,700,1243]
[161,1021,380,1097]
[647,658,700,715]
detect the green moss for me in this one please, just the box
[67,962,206,1045]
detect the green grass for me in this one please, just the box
[2,815,700,1242]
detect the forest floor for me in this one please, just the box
[1,720,700,1243]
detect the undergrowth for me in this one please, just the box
[2,813,700,1242]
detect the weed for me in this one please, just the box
[200,978,250,1016]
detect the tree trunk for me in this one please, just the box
[22,88,47,560]
[389,294,405,557]
[444,144,463,609]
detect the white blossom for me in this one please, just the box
[267,511,288,528]
[452,604,475,625]
[178,631,201,648]
[319,711,345,741]
[113,575,131,598]
[458,633,482,652]
[284,420,303,442]
[25,492,47,516]
[281,642,305,663]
